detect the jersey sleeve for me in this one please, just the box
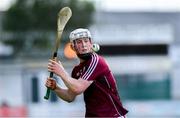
[71,66,79,80]
[81,53,108,81]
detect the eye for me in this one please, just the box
[84,39,89,42]
[76,40,81,44]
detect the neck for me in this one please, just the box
[77,53,92,63]
[80,59,85,63]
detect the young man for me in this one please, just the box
[46,28,128,117]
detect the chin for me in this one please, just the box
[82,51,92,54]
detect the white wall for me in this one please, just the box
[0,64,24,106]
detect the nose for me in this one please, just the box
[82,40,86,47]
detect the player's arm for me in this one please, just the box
[54,86,76,102]
[60,77,92,95]
[48,59,93,95]
[45,78,76,102]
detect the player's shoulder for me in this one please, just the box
[90,52,100,62]
[91,53,107,65]
[91,52,103,59]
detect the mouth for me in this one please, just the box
[82,48,88,51]
[80,48,90,54]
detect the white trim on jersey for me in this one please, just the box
[82,53,99,80]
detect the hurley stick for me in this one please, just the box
[44,7,72,100]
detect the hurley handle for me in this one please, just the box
[44,52,57,100]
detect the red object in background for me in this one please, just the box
[0,106,27,117]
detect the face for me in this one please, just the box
[73,38,92,54]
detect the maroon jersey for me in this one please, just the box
[71,53,128,117]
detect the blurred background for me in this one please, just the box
[0,0,180,117]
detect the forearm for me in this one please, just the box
[59,71,82,94]
[58,70,91,94]
[54,86,76,102]
[48,59,92,94]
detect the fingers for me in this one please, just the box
[48,59,63,72]
[49,59,62,65]
[47,62,54,72]
[49,59,57,64]
[47,59,56,72]
[45,78,57,90]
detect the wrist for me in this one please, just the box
[58,70,69,80]
[54,85,60,92]
[52,82,58,90]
